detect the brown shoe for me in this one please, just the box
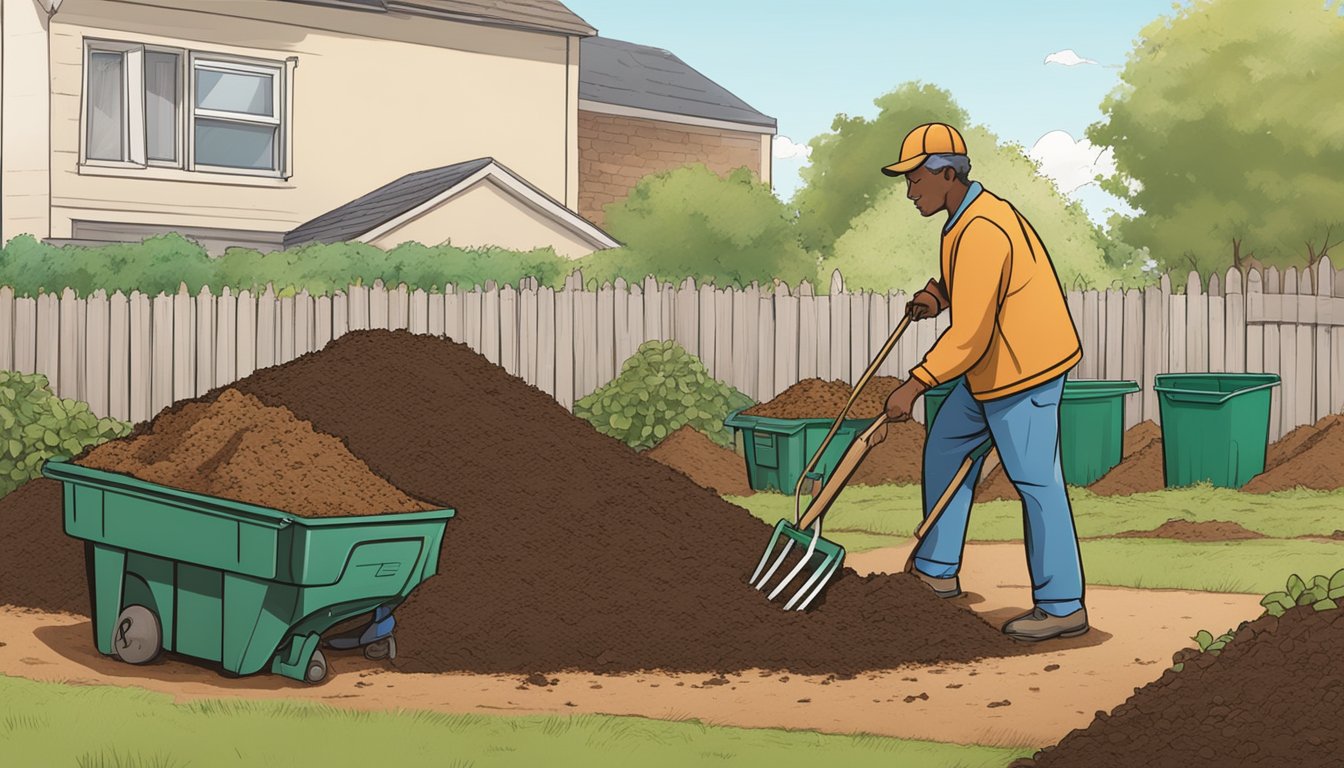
[1002,607,1089,641]
[913,569,961,599]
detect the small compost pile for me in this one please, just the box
[644,426,754,497]
[1087,421,1166,497]
[1012,597,1344,767]
[1243,415,1344,493]
[77,389,432,518]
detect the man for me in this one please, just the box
[871,122,1088,641]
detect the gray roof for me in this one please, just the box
[579,37,776,129]
[286,0,595,36]
[285,158,496,247]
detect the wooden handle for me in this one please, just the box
[903,439,995,573]
[795,417,888,531]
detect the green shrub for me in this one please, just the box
[0,372,131,498]
[0,235,574,297]
[575,340,753,451]
[580,165,818,289]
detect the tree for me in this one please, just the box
[791,83,970,255]
[820,120,1115,292]
[1090,0,1344,273]
[578,165,816,287]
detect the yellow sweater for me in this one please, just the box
[910,188,1081,399]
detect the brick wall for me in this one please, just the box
[578,110,764,226]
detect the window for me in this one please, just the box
[82,40,290,178]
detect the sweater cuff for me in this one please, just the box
[910,365,939,388]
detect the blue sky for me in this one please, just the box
[565,0,1186,223]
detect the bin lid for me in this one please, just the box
[724,407,871,434]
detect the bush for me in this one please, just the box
[0,235,575,297]
[575,340,753,451]
[0,372,131,498]
[579,165,818,289]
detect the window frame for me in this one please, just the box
[80,38,292,180]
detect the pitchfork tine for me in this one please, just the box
[766,527,819,600]
[752,538,795,590]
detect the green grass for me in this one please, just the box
[728,485,1344,541]
[728,486,1344,593]
[0,675,1030,768]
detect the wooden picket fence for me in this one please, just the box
[4,259,1343,441]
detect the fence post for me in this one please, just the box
[775,282,798,396]
[1315,258,1334,423]
[797,280,817,381]
[195,286,215,397]
[150,291,174,417]
[828,270,848,381]
[1293,268,1313,429]
[1263,268,1282,440]
[109,291,130,421]
[85,290,109,417]
[1207,273,1225,373]
[1121,288,1143,427]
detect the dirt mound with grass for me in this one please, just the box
[644,427,754,497]
[742,377,904,420]
[77,389,432,518]
[1012,599,1344,767]
[121,330,1021,675]
[1244,416,1344,493]
[0,479,87,614]
[1112,519,1264,542]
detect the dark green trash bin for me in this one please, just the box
[920,378,1141,486]
[1153,373,1280,489]
[724,409,871,493]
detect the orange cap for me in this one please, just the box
[881,123,968,176]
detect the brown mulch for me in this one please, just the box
[77,388,432,518]
[0,479,88,615]
[1243,417,1344,493]
[1110,519,1265,542]
[741,377,904,420]
[644,426,754,497]
[1011,600,1344,767]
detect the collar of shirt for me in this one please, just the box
[943,181,984,234]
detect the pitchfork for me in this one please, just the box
[749,314,913,611]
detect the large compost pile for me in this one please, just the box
[644,426,754,497]
[78,389,432,518]
[1012,598,1344,767]
[1,331,1026,675]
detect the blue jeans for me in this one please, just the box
[913,375,1085,617]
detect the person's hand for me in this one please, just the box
[883,379,929,424]
[905,289,941,321]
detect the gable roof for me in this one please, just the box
[579,37,776,130]
[284,157,618,250]
[286,0,595,36]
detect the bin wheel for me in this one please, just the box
[364,636,396,661]
[305,649,328,684]
[112,605,161,665]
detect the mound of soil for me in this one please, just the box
[1012,600,1344,767]
[1088,424,1166,497]
[212,331,1024,674]
[974,458,1020,503]
[851,421,926,486]
[0,480,87,614]
[1244,417,1344,493]
[1112,519,1264,542]
[78,389,432,518]
[742,377,904,420]
[644,427,754,497]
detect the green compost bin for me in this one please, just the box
[724,409,872,493]
[40,458,454,684]
[921,378,1141,485]
[1153,373,1280,489]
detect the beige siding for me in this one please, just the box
[367,178,599,259]
[577,109,765,226]
[47,0,577,238]
[2,0,53,241]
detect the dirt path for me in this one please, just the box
[0,542,1260,746]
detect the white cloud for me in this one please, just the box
[772,135,812,160]
[1028,130,1117,195]
[1044,49,1098,67]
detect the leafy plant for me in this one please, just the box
[1192,628,1236,655]
[575,341,753,451]
[1260,569,1344,616]
[0,372,131,498]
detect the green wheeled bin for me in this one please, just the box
[41,458,454,684]
[724,409,871,493]
[1153,373,1281,489]
[920,378,1141,485]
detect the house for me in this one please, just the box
[577,36,776,226]
[0,0,775,257]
